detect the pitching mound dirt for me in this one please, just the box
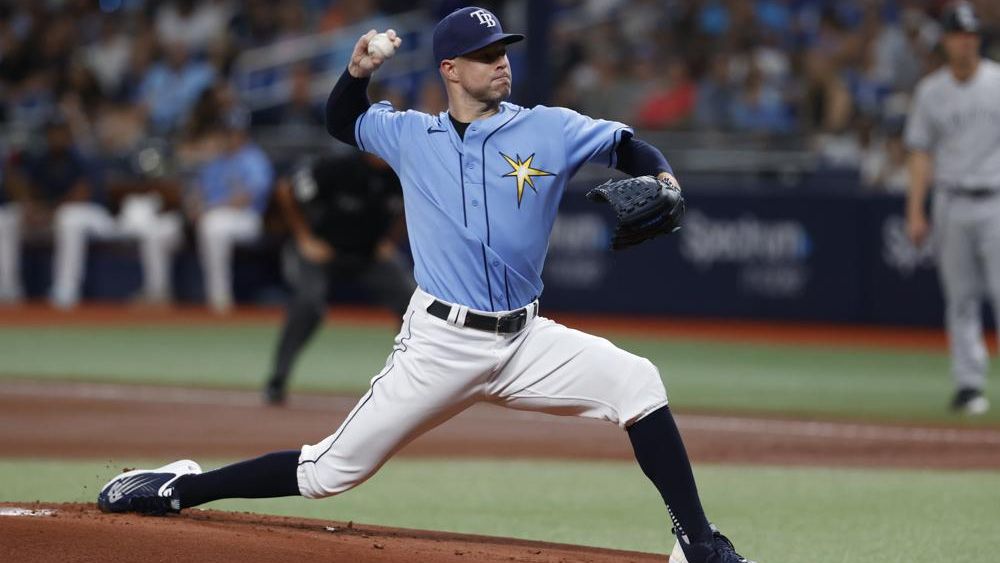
[0,503,662,563]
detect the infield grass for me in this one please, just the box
[1,458,998,563]
[0,322,997,423]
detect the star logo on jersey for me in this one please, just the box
[499,152,554,207]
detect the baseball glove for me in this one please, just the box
[585,175,685,250]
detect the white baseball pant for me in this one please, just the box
[297,287,669,498]
[51,198,183,307]
[0,204,22,301]
[195,207,262,312]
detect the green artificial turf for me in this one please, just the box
[1,323,996,423]
[2,458,998,563]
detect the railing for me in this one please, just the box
[246,123,820,182]
[231,10,434,112]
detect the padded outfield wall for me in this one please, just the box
[18,183,949,327]
[544,184,943,327]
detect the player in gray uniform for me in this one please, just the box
[905,2,999,415]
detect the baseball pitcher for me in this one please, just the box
[97,8,753,562]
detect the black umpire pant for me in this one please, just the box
[268,243,416,393]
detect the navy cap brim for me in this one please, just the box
[451,32,524,60]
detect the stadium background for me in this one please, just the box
[2,1,999,562]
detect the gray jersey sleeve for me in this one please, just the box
[904,84,936,151]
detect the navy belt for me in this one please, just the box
[426,300,531,334]
[951,188,999,198]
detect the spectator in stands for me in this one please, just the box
[845,47,893,120]
[252,64,324,130]
[799,50,853,134]
[10,116,96,213]
[8,116,96,305]
[569,48,635,123]
[138,41,216,135]
[33,13,76,86]
[231,0,280,48]
[154,0,233,55]
[319,0,380,32]
[187,109,274,313]
[729,60,793,134]
[694,52,735,130]
[872,5,936,93]
[275,2,310,42]
[0,9,59,132]
[108,26,154,103]
[91,98,149,161]
[18,117,183,309]
[176,80,238,171]
[56,62,105,157]
[862,122,909,193]
[84,16,133,97]
[635,58,697,130]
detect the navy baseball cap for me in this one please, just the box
[432,6,524,63]
[941,1,980,34]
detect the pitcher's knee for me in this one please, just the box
[296,444,376,499]
[619,356,669,428]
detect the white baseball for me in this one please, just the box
[367,32,396,59]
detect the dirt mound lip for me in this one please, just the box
[0,502,663,563]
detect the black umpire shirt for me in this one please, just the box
[292,155,403,259]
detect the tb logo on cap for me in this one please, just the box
[470,9,497,28]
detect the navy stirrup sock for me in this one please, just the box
[173,450,301,508]
[627,405,713,542]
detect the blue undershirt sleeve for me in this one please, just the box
[325,68,372,147]
[614,134,673,177]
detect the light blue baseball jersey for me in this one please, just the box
[355,101,631,311]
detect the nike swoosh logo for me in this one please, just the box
[427,127,447,134]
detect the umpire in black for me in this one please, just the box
[264,152,416,405]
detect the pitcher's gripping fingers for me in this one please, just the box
[349,29,402,78]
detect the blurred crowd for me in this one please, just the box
[551,0,998,191]
[0,0,411,308]
[0,0,997,307]
[1,1,996,183]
